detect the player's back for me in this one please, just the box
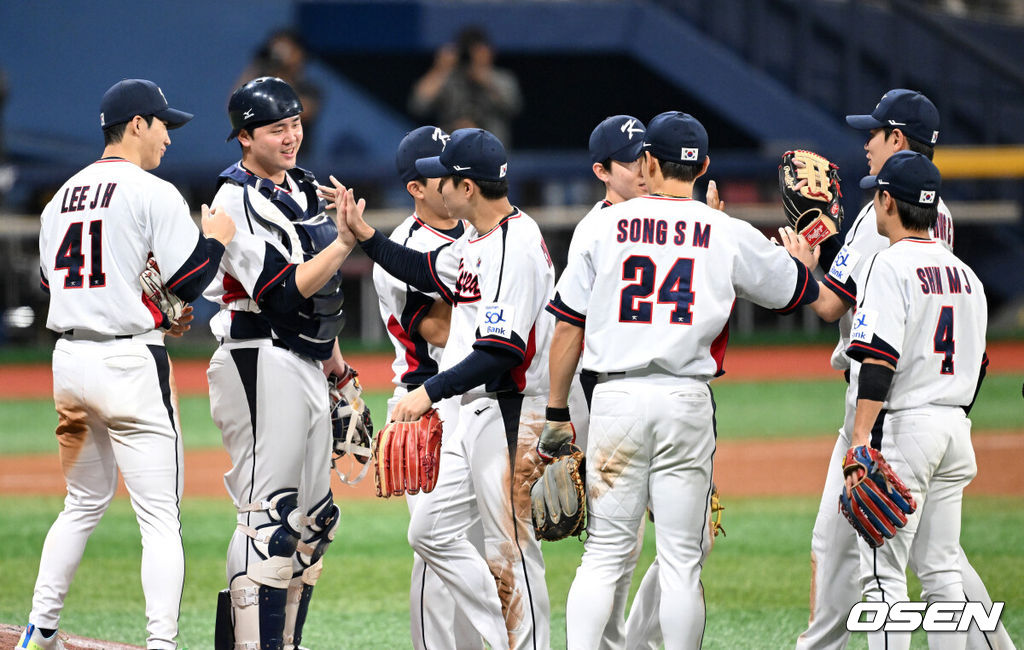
[575,196,802,379]
[40,159,188,334]
[853,239,986,411]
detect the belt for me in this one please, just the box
[586,368,707,385]
[62,329,138,342]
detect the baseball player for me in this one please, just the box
[205,77,358,650]
[332,127,554,650]
[783,89,1013,650]
[372,125,482,650]
[794,151,988,649]
[19,79,235,650]
[546,114,650,649]
[541,111,821,649]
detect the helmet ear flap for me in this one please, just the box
[226,76,303,142]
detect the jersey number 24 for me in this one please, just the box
[619,255,695,324]
[54,220,106,289]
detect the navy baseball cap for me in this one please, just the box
[642,111,708,166]
[100,79,193,130]
[415,128,507,182]
[396,126,450,182]
[846,89,940,146]
[589,115,646,163]
[859,150,941,206]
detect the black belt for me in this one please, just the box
[62,329,134,341]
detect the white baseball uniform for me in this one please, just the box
[798,201,1012,650]
[205,162,344,650]
[551,198,645,650]
[368,207,555,650]
[846,238,987,650]
[550,195,817,649]
[32,156,223,649]
[372,214,483,650]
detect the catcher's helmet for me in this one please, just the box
[226,76,303,142]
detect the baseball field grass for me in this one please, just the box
[1,495,1020,648]
[2,374,1021,454]
[1,375,1021,648]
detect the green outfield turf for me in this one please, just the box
[1,374,1021,455]
[0,495,1020,648]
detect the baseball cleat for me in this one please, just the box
[16,624,66,650]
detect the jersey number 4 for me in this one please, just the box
[55,220,106,288]
[933,305,955,375]
[619,256,695,324]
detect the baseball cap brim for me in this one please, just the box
[846,114,884,131]
[859,174,881,189]
[609,140,645,163]
[156,107,194,130]
[415,156,451,179]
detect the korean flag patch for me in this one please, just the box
[477,302,515,340]
[850,308,878,345]
[919,190,936,204]
[681,147,698,161]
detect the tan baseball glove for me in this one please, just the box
[530,443,586,541]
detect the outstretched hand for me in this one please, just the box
[318,175,373,244]
[775,226,820,271]
[706,180,726,212]
[202,204,236,246]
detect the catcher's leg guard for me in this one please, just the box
[229,489,303,650]
[283,492,340,650]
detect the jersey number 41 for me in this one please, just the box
[54,220,106,289]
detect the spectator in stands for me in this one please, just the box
[409,26,522,148]
[235,29,323,154]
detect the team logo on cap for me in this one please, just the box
[499,162,508,178]
[157,87,167,104]
[243,108,255,120]
[931,130,939,144]
[620,119,643,139]
[919,190,936,204]
[100,112,106,127]
[681,147,698,161]
[432,127,450,148]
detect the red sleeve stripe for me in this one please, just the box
[823,275,856,303]
[168,258,209,290]
[405,303,430,335]
[254,264,294,303]
[546,301,585,324]
[775,263,809,313]
[476,337,526,357]
[848,342,899,364]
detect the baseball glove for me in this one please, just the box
[139,257,186,331]
[779,150,843,246]
[373,409,443,498]
[530,443,586,541]
[839,446,917,548]
[329,366,374,486]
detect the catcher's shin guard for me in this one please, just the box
[215,589,234,650]
[230,489,303,649]
[284,492,340,649]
